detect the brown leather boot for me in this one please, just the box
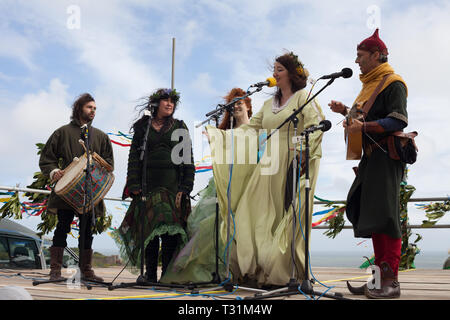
[346,281,367,295]
[365,261,401,299]
[346,256,372,295]
[80,249,104,282]
[49,246,66,281]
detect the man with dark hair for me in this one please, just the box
[329,29,408,299]
[39,93,114,282]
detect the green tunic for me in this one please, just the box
[116,118,195,272]
[346,81,408,239]
[39,119,114,216]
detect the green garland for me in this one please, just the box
[150,88,180,104]
[314,197,346,239]
[399,169,420,270]
[322,167,422,269]
[420,200,450,227]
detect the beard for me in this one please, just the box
[80,112,94,123]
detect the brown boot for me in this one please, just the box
[365,261,401,299]
[346,256,372,295]
[346,281,367,295]
[49,246,66,281]
[80,249,104,282]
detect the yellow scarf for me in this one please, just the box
[353,63,408,108]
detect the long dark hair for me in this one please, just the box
[130,88,180,133]
[71,93,95,121]
[274,52,308,103]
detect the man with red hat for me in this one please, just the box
[329,29,409,299]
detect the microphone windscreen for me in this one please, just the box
[266,77,277,87]
[342,68,353,79]
[321,120,332,132]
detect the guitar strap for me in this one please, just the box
[361,74,391,118]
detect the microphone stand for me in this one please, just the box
[244,78,351,300]
[179,114,224,292]
[108,109,186,292]
[77,125,111,287]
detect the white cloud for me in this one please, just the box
[190,72,220,97]
[0,78,71,185]
[0,24,40,70]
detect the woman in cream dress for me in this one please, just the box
[206,52,325,287]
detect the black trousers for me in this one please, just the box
[52,209,93,249]
[145,233,179,278]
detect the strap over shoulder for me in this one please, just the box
[362,74,391,116]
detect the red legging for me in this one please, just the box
[372,233,402,276]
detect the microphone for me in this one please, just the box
[319,68,353,80]
[250,77,277,88]
[143,102,158,117]
[302,120,332,134]
[80,124,88,140]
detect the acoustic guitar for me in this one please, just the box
[344,74,391,160]
[345,104,364,160]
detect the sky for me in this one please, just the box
[0,0,449,262]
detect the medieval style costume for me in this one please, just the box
[39,98,114,282]
[206,87,324,287]
[115,89,195,282]
[340,29,408,299]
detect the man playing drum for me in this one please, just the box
[39,93,114,282]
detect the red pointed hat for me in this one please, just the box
[357,28,388,55]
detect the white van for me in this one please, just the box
[0,218,77,270]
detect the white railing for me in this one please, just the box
[1,185,449,229]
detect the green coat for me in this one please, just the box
[116,118,195,270]
[346,81,407,239]
[39,119,114,216]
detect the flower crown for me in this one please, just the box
[150,88,180,104]
[288,52,306,77]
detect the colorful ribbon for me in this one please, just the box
[20,200,47,216]
[0,192,14,203]
[311,206,345,227]
[108,131,132,147]
[195,155,213,173]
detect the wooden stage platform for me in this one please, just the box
[1,266,449,300]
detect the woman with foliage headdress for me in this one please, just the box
[205,51,325,287]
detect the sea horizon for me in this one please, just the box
[95,248,449,270]
[308,250,449,269]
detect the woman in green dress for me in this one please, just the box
[206,52,325,287]
[116,88,195,282]
[160,88,253,284]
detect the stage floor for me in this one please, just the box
[1,266,449,300]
